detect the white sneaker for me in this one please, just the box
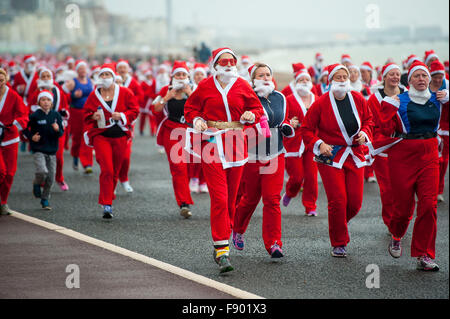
[199,183,209,193]
[367,176,377,183]
[437,194,445,202]
[157,146,165,154]
[189,178,200,193]
[122,181,134,193]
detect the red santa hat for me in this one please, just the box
[91,65,101,72]
[211,47,237,66]
[429,60,446,76]
[381,63,400,78]
[295,70,311,81]
[319,66,329,80]
[327,63,349,85]
[75,60,88,71]
[193,63,208,76]
[408,61,431,83]
[98,63,117,80]
[37,90,54,103]
[241,55,251,64]
[360,61,373,72]
[38,67,53,79]
[341,54,352,64]
[315,53,324,61]
[65,56,75,64]
[424,50,439,65]
[248,64,273,79]
[171,61,189,76]
[406,54,420,68]
[23,55,36,64]
[292,62,307,75]
[444,61,449,72]
[116,59,130,69]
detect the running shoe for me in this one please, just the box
[121,181,134,193]
[72,157,79,171]
[437,194,445,203]
[58,182,69,191]
[0,204,12,216]
[306,210,318,217]
[270,242,284,258]
[388,237,402,258]
[40,199,51,210]
[189,178,200,193]
[282,193,292,207]
[213,249,233,273]
[199,183,209,193]
[84,166,93,175]
[102,205,113,219]
[416,256,439,271]
[367,176,377,183]
[331,246,347,258]
[232,231,244,250]
[180,204,192,219]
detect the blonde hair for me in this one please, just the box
[0,68,9,82]
[251,63,272,82]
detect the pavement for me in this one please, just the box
[1,131,448,299]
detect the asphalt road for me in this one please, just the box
[4,131,449,299]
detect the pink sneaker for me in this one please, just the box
[58,182,69,191]
[282,193,291,207]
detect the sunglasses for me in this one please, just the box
[217,58,237,67]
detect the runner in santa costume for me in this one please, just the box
[367,63,406,229]
[378,61,447,271]
[300,63,373,258]
[152,64,172,154]
[116,59,144,193]
[308,52,324,84]
[348,64,376,182]
[27,68,70,192]
[360,62,376,95]
[281,63,308,98]
[341,54,352,68]
[12,55,39,105]
[64,60,94,174]
[139,69,157,136]
[184,48,264,273]
[232,63,294,258]
[400,55,420,87]
[153,61,194,218]
[282,70,319,216]
[428,60,449,203]
[238,55,252,84]
[424,50,439,68]
[83,64,140,219]
[314,67,330,97]
[188,63,209,194]
[0,68,29,215]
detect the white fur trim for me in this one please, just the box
[37,91,53,103]
[328,65,349,84]
[313,139,324,156]
[382,64,400,78]
[383,96,400,108]
[408,65,431,83]
[213,49,236,66]
[425,54,439,65]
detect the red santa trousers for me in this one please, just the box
[69,108,93,167]
[55,133,66,184]
[119,138,132,183]
[285,150,318,213]
[387,138,439,259]
[0,143,18,205]
[234,155,285,253]
[439,135,449,195]
[202,160,244,247]
[371,155,394,228]
[161,126,193,207]
[93,135,127,206]
[318,159,364,247]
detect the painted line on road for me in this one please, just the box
[11,211,264,299]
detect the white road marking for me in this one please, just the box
[11,211,264,299]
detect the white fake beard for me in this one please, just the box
[350,79,363,92]
[295,82,313,96]
[55,74,65,84]
[64,70,78,81]
[37,79,54,90]
[214,66,238,84]
[156,73,170,91]
[172,78,190,90]
[253,79,275,97]
[330,80,352,99]
[408,85,432,105]
[97,77,114,89]
[26,64,36,74]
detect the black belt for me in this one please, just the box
[394,132,437,140]
[168,116,186,124]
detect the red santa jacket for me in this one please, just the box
[123,76,144,107]
[140,78,157,113]
[12,69,39,104]
[184,76,264,169]
[0,86,29,147]
[284,91,317,157]
[27,83,70,124]
[83,84,140,147]
[282,81,318,99]
[300,91,373,169]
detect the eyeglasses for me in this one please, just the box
[217,58,237,67]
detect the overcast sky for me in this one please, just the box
[104,0,449,32]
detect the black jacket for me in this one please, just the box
[24,108,64,155]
